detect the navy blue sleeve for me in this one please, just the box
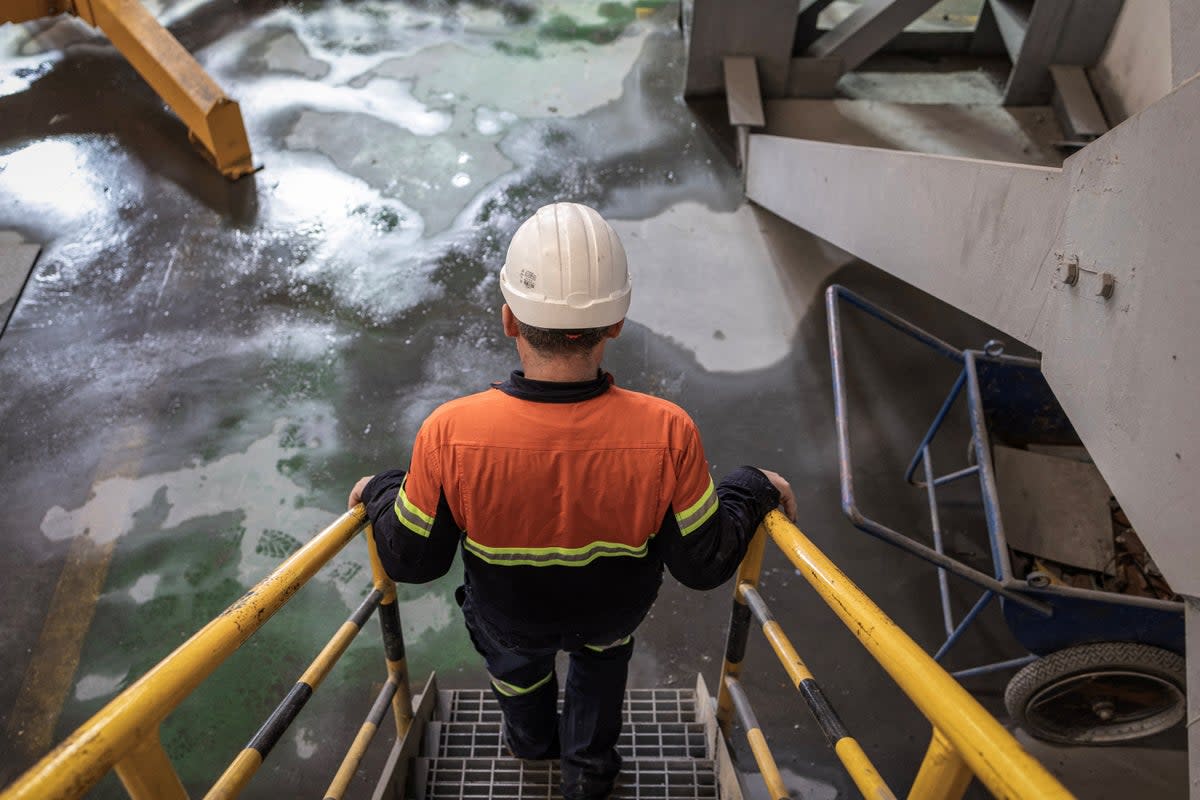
[655,466,780,590]
[361,469,460,584]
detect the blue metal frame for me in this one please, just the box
[825,285,1185,676]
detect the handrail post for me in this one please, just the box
[723,676,789,800]
[907,727,972,800]
[365,525,414,737]
[113,730,188,800]
[716,526,768,732]
[763,511,1073,799]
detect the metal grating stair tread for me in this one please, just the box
[414,757,720,800]
[405,688,724,800]
[440,689,698,725]
[426,721,708,759]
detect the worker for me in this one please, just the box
[348,202,795,800]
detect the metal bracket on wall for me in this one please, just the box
[2,0,256,180]
[1054,253,1116,301]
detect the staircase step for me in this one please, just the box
[440,689,699,725]
[414,757,719,800]
[425,721,709,759]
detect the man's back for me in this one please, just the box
[374,371,723,636]
[424,381,704,552]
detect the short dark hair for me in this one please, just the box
[517,320,609,354]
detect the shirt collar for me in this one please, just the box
[494,370,614,403]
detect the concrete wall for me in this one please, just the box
[1089,0,1173,124]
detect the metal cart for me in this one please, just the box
[825,284,1187,745]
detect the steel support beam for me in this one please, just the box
[998,0,1071,104]
[1049,64,1108,140]
[685,0,798,98]
[1,0,67,23]
[746,71,1200,597]
[794,0,839,52]
[724,56,764,171]
[71,0,254,178]
[724,57,765,128]
[3,0,254,179]
[995,0,1125,105]
[748,137,1063,338]
[806,0,943,73]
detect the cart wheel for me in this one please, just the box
[1005,643,1186,745]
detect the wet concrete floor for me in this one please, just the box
[0,1,1187,798]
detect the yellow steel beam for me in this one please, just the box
[762,511,1073,800]
[0,507,368,800]
[4,534,115,765]
[70,0,254,179]
[1,0,68,24]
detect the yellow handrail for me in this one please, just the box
[759,510,1073,799]
[1,507,370,800]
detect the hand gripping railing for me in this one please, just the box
[716,511,1075,800]
[0,505,412,800]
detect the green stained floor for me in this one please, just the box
[2,0,1189,798]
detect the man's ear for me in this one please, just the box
[502,304,520,339]
[606,320,625,339]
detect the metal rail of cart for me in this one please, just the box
[825,284,1187,745]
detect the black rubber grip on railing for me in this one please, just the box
[366,678,398,726]
[378,600,406,662]
[245,589,383,759]
[349,590,380,629]
[249,682,313,758]
[723,676,760,732]
[799,679,849,746]
[725,600,752,665]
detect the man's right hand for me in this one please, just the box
[756,468,796,521]
[348,475,374,510]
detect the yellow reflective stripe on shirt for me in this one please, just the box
[675,477,718,536]
[491,670,554,697]
[463,537,648,567]
[393,481,434,538]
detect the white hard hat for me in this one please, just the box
[500,202,632,329]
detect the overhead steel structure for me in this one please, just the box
[686,0,1200,793]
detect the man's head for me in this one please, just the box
[499,203,631,359]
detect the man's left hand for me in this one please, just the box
[348,475,374,510]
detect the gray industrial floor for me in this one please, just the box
[0,1,1187,798]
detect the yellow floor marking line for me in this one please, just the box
[6,428,146,763]
[6,534,117,758]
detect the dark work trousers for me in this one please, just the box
[457,585,634,799]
